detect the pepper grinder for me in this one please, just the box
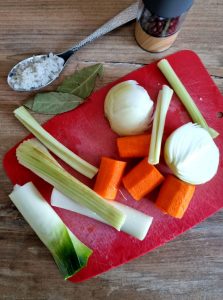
[135,0,194,53]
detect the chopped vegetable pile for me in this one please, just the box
[9,58,220,280]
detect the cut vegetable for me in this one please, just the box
[122,157,164,201]
[9,182,92,279]
[148,85,173,165]
[164,123,219,184]
[93,157,127,200]
[14,106,98,179]
[16,139,126,230]
[157,59,219,138]
[104,80,154,136]
[117,134,151,158]
[51,188,153,241]
[156,175,195,218]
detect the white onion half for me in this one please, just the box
[164,123,220,185]
[104,80,154,136]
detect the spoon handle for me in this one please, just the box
[70,2,138,53]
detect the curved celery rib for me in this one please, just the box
[148,85,173,165]
[16,139,126,231]
[157,59,219,139]
[9,183,92,280]
[14,106,98,178]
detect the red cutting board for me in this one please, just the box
[3,50,223,283]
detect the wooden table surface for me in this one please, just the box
[0,0,223,299]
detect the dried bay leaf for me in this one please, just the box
[24,92,84,115]
[57,63,103,98]
[23,63,103,115]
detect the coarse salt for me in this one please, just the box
[8,53,64,91]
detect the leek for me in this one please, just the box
[148,85,173,165]
[9,183,92,280]
[51,188,153,241]
[14,106,98,178]
[16,139,126,230]
[157,59,219,139]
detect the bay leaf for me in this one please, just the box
[57,63,103,98]
[24,92,84,115]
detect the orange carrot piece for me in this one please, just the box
[156,175,195,218]
[117,134,151,158]
[94,157,127,200]
[122,157,164,201]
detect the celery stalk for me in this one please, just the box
[16,139,126,230]
[157,59,219,138]
[148,85,173,165]
[9,183,92,279]
[14,106,98,178]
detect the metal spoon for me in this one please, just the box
[7,2,138,92]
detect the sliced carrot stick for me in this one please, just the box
[122,157,164,201]
[94,157,127,200]
[117,134,151,158]
[156,175,195,218]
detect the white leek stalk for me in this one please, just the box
[148,85,173,165]
[14,106,98,178]
[9,182,92,280]
[164,123,219,184]
[16,139,126,230]
[51,189,153,241]
[157,59,219,138]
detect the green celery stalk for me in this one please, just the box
[148,85,173,165]
[9,182,92,280]
[14,106,98,178]
[157,59,219,139]
[16,139,126,231]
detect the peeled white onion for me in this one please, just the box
[104,80,154,136]
[164,123,220,185]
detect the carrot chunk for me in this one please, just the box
[94,157,127,200]
[117,134,151,158]
[122,157,164,201]
[156,175,195,218]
